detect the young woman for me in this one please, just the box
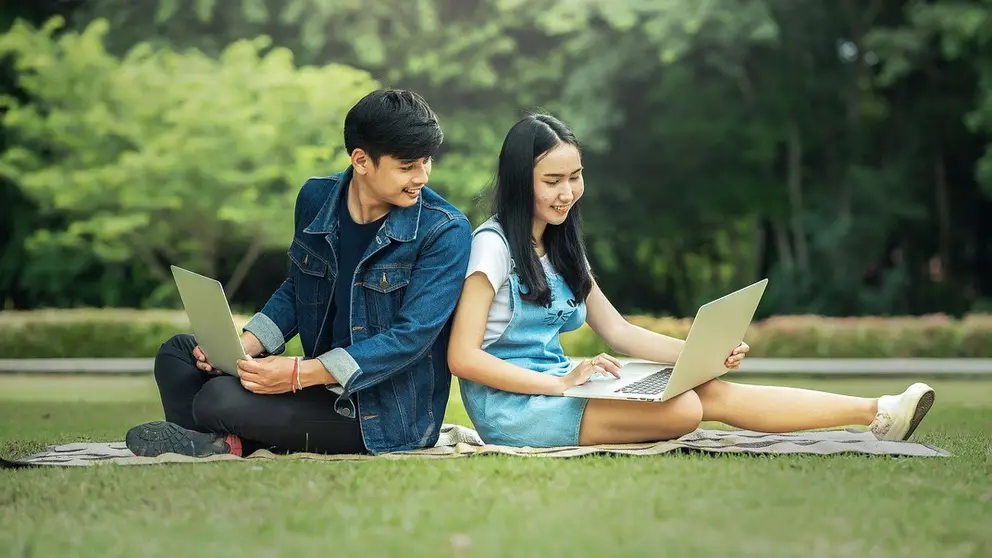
[447,113,936,448]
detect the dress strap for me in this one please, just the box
[473,217,516,274]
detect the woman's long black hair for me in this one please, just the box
[491,113,592,307]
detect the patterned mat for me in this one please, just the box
[1,424,950,468]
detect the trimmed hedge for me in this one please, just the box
[0,309,989,359]
[561,314,992,358]
[0,309,304,358]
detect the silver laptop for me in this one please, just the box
[170,265,247,376]
[564,279,768,402]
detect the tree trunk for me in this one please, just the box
[934,150,951,280]
[225,239,264,301]
[839,0,882,223]
[752,217,766,282]
[136,247,170,286]
[774,220,794,273]
[786,121,809,273]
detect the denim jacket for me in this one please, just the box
[242,167,472,454]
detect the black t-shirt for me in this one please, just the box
[331,187,387,349]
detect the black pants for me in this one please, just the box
[152,334,366,455]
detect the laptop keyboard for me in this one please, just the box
[615,368,673,395]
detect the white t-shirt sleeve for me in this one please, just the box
[466,230,511,295]
[466,230,515,348]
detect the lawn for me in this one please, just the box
[1,373,990,558]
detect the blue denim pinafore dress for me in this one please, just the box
[459,219,589,447]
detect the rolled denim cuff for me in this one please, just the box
[242,312,286,356]
[317,347,360,391]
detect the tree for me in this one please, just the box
[867,0,992,312]
[0,16,377,305]
[3,0,990,316]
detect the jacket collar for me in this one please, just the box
[303,166,421,242]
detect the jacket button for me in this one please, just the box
[341,408,352,418]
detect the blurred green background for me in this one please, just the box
[2,0,991,321]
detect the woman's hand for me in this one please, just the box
[560,353,623,392]
[237,356,298,394]
[724,342,749,370]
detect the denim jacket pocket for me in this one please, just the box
[360,265,412,328]
[289,239,330,305]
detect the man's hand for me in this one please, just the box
[192,344,222,374]
[193,331,265,374]
[237,355,297,394]
[724,342,749,370]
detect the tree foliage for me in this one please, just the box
[1,0,990,316]
[0,16,376,305]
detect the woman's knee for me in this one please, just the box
[693,378,731,408]
[657,390,703,437]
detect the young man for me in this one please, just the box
[125,89,472,457]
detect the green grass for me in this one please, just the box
[2,374,990,558]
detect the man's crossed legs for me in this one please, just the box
[126,334,366,458]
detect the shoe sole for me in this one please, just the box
[125,421,228,458]
[901,386,936,441]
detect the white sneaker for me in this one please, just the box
[869,382,936,441]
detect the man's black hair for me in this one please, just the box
[343,89,443,165]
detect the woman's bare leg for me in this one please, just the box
[576,378,935,445]
[577,390,704,445]
[694,379,877,432]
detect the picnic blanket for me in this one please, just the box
[1,424,950,468]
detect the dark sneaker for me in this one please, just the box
[125,421,241,457]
